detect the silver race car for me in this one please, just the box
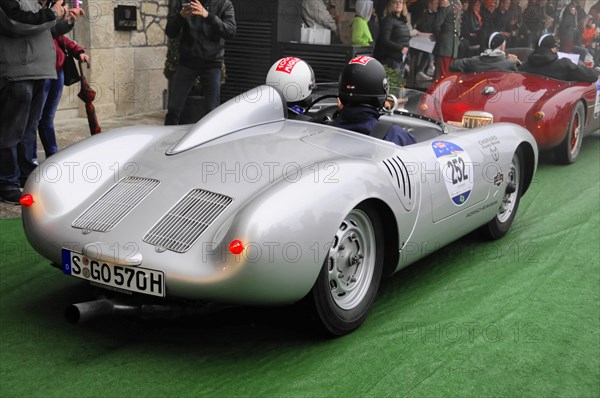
[21,86,538,335]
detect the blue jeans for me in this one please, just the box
[165,64,222,125]
[35,70,63,159]
[0,79,45,191]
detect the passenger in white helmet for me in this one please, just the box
[266,57,316,118]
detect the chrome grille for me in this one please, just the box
[143,189,232,253]
[462,111,494,128]
[72,177,160,232]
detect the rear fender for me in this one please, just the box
[212,160,400,303]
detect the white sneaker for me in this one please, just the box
[417,71,433,81]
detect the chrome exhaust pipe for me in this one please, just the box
[65,299,137,324]
[65,298,219,324]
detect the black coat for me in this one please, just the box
[521,4,546,39]
[166,0,236,67]
[492,9,512,34]
[557,11,579,42]
[480,7,495,50]
[461,10,482,46]
[432,0,461,58]
[519,49,598,83]
[450,52,519,72]
[374,13,411,65]
[417,9,436,34]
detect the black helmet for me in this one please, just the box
[338,56,389,108]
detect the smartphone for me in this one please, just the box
[47,0,57,8]
[182,2,191,8]
[73,0,79,8]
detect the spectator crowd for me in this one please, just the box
[335,0,600,79]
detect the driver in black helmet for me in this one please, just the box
[333,56,416,146]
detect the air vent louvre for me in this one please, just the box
[72,177,160,232]
[143,189,232,253]
[383,156,412,200]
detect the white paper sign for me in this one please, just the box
[409,33,435,53]
[557,52,580,64]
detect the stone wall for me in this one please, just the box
[57,0,169,120]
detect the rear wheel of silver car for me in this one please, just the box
[311,204,384,336]
[484,147,524,240]
[555,102,584,165]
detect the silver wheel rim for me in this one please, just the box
[498,153,520,223]
[327,209,376,310]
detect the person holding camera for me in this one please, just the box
[164,0,236,125]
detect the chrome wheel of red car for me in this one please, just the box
[310,203,384,336]
[483,147,524,240]
[555,102,585,164]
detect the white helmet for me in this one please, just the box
[266,57,315,103]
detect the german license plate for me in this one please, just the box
[61,249,165,297]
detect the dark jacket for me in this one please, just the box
[417,9,437,34]
[0,0,56,24]
[165,0,236,68]
[450,49,519,72]
[461,10,481,46]
[374,13,411,66]
[557,10,579,42]
[333,105,416,147]
[492,8,511,34]
[480,6,495,50]
[521,4,546,39]
[519,49,598,83]
[0,1,58,81]
[432,0,461,58]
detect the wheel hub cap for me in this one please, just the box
[327,210,376,310]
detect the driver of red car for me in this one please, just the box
[449,32,522,72]
[519,34,598,83]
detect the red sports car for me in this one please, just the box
[429,71,600,164]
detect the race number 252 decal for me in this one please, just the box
[432,141,474,205]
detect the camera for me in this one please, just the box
[182,2,191,8]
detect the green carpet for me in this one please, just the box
[1,136,599,397]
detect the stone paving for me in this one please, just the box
[0,110,166,219]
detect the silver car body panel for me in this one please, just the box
[22,87,538,305]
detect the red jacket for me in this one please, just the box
[54,35,85,71]
[581,26,596,47]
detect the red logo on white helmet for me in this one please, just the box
[275,57,301,74]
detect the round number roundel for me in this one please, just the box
[431,141,474,206]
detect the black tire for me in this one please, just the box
[484,146,524,240]
[310,203,384,336]
[554,102,584,165]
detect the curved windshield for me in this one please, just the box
[387,87,444,126]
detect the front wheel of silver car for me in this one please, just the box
[310,203,384,336]
[483,147,524,240]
